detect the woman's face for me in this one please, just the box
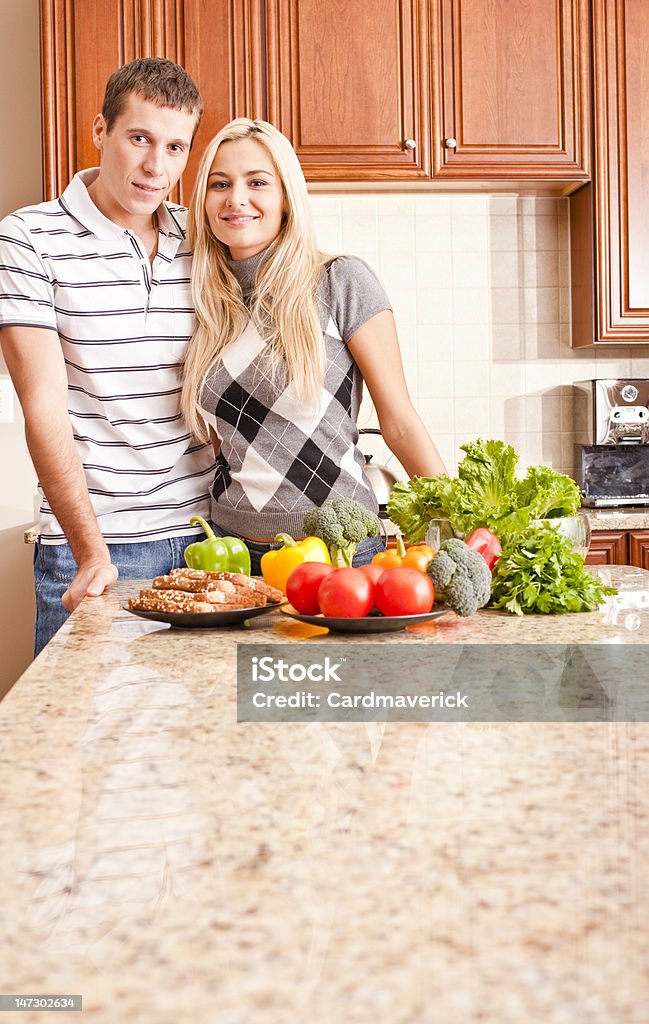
[205,138,285,260]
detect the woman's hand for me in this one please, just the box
[347,310,447,477]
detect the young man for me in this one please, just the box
[0,58,215,655]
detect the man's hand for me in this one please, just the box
[62,561,119,612]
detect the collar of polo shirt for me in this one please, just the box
[62,168,182,241]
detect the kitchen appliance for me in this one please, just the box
[358,428,400,516]
[575,380,649,507]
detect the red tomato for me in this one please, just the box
[286,562,336,615]
[374,567,435,617]
[317,568,375,618]
[358,564,385,586]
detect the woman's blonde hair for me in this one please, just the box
[181,118,330,441]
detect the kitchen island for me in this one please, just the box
[1,566,649,1024]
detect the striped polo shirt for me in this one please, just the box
[0,168,214,544]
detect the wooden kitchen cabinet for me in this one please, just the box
[585,530,629,566]
[586,528,649,567]
[264,0,431,182]
[42,0,431,189]
[40,0,262,204]
[41,0,591,190]
[571,0,649,345]
[264,0,590,185]
[629,531,649,570]
[430,0,590,183]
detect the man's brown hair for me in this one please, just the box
[102,58,203,139]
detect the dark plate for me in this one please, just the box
[124,602,283,628]
[279,605,451,634]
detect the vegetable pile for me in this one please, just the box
[386,438,617,616]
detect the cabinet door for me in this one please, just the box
[431,0,590,181]
[585,530,629,566]
[41,0,261,205]
[571,0,649,345]
[265,0,430,182]
[629,531,649,570]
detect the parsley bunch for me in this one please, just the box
[490,526,616,616]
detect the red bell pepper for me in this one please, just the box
[465,527,502,570]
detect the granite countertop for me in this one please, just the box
[582,506,649,530]
[1,566,649,1023]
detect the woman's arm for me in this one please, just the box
[347,309,447,478]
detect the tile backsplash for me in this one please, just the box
[309,193,649,480]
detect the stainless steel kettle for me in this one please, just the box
[358,428,400,514]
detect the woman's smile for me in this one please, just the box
[220,214,259,224]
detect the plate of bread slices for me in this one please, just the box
[125,568,285,627]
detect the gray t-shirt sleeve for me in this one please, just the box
[322,256,393,343]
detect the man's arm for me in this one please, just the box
[1,325,117,611]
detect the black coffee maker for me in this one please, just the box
[575,379,649,507]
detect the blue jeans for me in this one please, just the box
[210,525,386,576]
[33,534,200,657]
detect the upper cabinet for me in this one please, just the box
[40,0,262,204]
[430,0,590,182]
[41,0,590,193]
[264,0,430,182]
[264,0,590,185]
[571,0,649,345]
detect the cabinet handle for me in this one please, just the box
[404,138,417,150]
[445,137,457,149]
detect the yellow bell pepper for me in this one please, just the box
[260,533,331,593]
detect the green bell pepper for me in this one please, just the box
[184,516,251,576]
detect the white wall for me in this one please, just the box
[309,195,649,478]
[0,0,42,697]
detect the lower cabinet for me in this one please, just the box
[586,529,649,567]
[629,532,649,570]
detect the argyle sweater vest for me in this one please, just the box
[198,255,392,539]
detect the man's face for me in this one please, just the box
[92,92,197,224]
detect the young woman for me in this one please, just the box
[181,118,445,573]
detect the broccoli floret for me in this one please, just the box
[332,497,366,544]
[444,572,481,618]
[303,504,344,547]
[440,537,481,570]
[426,538,492,617]
[303,498,381,567]
[427,550,455,589]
